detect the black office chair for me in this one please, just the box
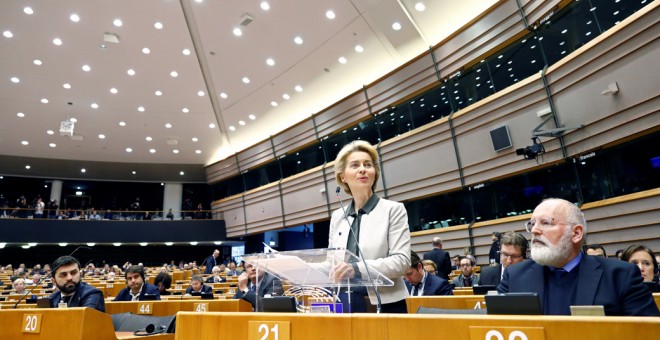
[110,312,176,336]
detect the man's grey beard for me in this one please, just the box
[531,227,573,267]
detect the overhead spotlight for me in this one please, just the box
[516,137,545,160]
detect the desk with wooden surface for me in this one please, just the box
[105,299,252,316]
[406,295,486,313]
[0,307,174,339]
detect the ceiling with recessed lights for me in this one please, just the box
[0,0,495,181]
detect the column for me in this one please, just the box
[50,180,63,216]
[163,183,183,220]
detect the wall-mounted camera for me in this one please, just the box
[516,137,545,160]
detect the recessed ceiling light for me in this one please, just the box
[338,56,347,64]
[355,45,364,53]
[294,85,303,92]
[17,112,25,117]
[24,7,34,15]
[270,101,278,107]
[70,118,77,123]
[33,59,42,65]
[182,48,191,55]
[415,2,426,11]
[145,136,152,141]
[165,123,172,128]
[154,22,163,29]
[195,0,203,3]
[49,143,56,148]
[179,171,185,175]
[209,123,216,128]
[232,28,242,36]
[126,147,133,153]
[10,77,20,83]
[53,38,62,45]
[142,47,150,54]
[165,242,173,246]
[110,87,118,94]
[242,77,250,84]
[98,134,105,139]
[70,13,80,22]
[260,1,270,10]
[81,168,86,173]
[3,31,13,38]
[41,98,48,103]
[21,141,29,145]
[182,108,189,113]
[220,92,228,99]
[197,90,205,96]
[127,69,136,76]
[138,106,145,112]
[173,149,179,154]
[155,90,162,96]
[113,19,123,27]
[192,137,198,142]
[131,171,136,174]
[249,114,256,120]
[229,126,236,131]
[282,93,290,100]
[239,120,246,126]
[91,103,99,109]
[82,64,91,72]
[326,10,336,19]
[294,36,303,45]
[195,150,202,154]
[47,130,54,135]
[63,83,71,89]
[266,58,275,66]
[25,165,31,169]
[149,149,156,153]
[170,71,178,77]
[392,22,402,30]
[119,121,126,126]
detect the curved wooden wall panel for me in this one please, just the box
[212,195,246,237]
[206,156,239,184]
[280,167,332,227]
[272,119,318,157]
[243,182,283,234]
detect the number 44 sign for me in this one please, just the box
[248,321,290,340]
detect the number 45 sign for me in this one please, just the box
[248,321,290,340]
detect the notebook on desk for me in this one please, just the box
[472,285,497,295]
[485,292,543,315]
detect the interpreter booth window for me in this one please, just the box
[484,31,545,95]
[323,120,381,162]
[212,175,245,199]
[373,104,415,141]
[578,132,660,203]
[446,63,497,112]
[280,142,326,179]
[243,161,282,192]
[407,85,453,128]
[404,188,473,231]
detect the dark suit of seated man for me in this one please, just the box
[206,266,227,283]
[185,275,213,295]
[113,265,161,301]
[48,255,105,312]
[499,198,660,316]
[405,250,453,296]
[233,262,284,311]
[480,231,528,287]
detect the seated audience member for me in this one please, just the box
[48,256,105,312]
[422,260,437,276]
[405,251,452,296]
[103,209,114,220]
[585,244,607,257]
[13,278,27,295]
[451,256,480,288]
[106,271,116,281]
[233,262,283,311]
[113,265,161,301]
[166,208,174,220]
[451,255,461,270]
[481,231,528,287]
[499,198,660,316]
[621,245,658,283]
[206,266,227,283]
[154,272,173,296]
[185,276,213,295]
[226,262,241,276]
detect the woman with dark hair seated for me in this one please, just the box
[154,272,172,295]
[622,244,659,292]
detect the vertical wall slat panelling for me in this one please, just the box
[522,0,563,25]
[280,167,332,226]
[212,195,246,238]
[433,1,522,76]
[365,54,439,112]
[243,182,284,233]
[236,139,275,170]
[272,119,318,157]
[314,92,371,138]
[205,156,239,184]
[411,227,472,259]
[378,120,462,201]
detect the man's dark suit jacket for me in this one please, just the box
[113,283,161,301]
[423,248,453,280]
[203,255,217,274]
[206,275,226,283]
[48,282,105,312]
[498,254,660,316]
[405,273,453,296]
[185,284,213,294]
[479,264,502,286]
[232,273,284,311]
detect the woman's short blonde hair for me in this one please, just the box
[334,140,380,195]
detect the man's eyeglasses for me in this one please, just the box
[524,217,574,233]
[500,252,523,260]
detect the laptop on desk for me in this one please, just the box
[485,293,543,315]
[472,285,497,295]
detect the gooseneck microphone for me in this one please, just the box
[13,245,91,309]
[335,187,383,314]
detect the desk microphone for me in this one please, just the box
[13,245,91,309]
[335,187,382,314]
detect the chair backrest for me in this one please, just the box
[110,312,176,334]
[416,306,488,314]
